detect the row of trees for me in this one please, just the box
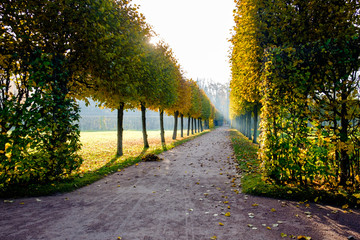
[0,0,217,189]
[230,0,360,190]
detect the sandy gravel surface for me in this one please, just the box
[1,127,359,240]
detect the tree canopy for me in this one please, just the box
[230,0,360,190]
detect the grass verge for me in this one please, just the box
[229,129,359,208]
[1,129,210,198]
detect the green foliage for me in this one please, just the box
[0,50,82,190]
[230,0,360,191]
[141,42,179,111]
[0,0,104,189]
[188,79,202,118]
[229,0,263,141]
[79,0,149,108]
[260,38,360,190]
[230,129,360,207]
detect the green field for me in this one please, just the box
[79,130,198,173]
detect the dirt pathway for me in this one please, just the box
[1,127,359,240]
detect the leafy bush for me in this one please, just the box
[1,51,82,191]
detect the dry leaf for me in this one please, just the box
[281,233,288,238]
[225,212,231,217]
[219,222,224,226]
[297,236,312,240]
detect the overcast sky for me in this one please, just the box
[132,0,235,85]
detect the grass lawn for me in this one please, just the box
[79,130,195,173]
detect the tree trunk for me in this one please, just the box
[187,116,191,136]
[172,111,179,140]
[116,102,125,156]
[339,100,350,186]
[246,111,252,140]
[194,117,197,133]
[160,108,165,145]
[191,117,194,134]
[240,115,245,134]
[200,118,203,132]
[141,102,149,148]
[180,113,184,137]
[333,107,340,179]
[253,104,258,144]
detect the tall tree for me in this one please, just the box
[231,0,360,187]
[230,0,263,143]
[0,0,134,184]
[168,77,191,139]
[134,41,179,148]
[79,0,149,156]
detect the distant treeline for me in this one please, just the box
[78,100,184,131]
[79,114,183,131]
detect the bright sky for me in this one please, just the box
[132,0,235,85]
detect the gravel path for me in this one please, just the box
[1,127,359,240]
